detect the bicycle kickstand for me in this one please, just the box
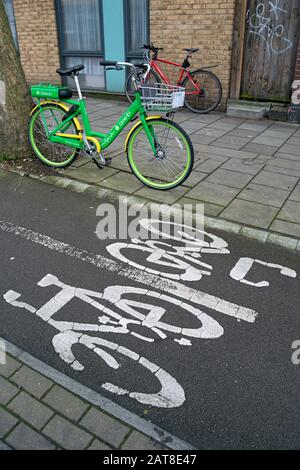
[92,153,112,169]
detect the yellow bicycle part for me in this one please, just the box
[30,100,82,131]
[56,133,101,153]
[30,101,101,153]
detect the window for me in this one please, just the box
[56,0,104,89]
[126,0,149,59]
[3,0,19,51]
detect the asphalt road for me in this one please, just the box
[0,169,299,450]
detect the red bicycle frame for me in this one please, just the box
[149,57,202,95]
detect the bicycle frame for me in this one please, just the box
[150,58,201,95]
[36,91,157,154]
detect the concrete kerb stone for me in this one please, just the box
[239,227,269,244]
[267,233,298,251]
[5,169,300,253]
[0,338,195,451]
[205,217,242,235]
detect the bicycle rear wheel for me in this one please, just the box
[125,69,161,104]
[126,118,194,190]
[29,102,80,168]
[183,69,222,113]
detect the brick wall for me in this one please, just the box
[149,0,236,107]
[13,0,60,84]
[12,0,236,98]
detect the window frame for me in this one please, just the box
[3,0,19,52]
[124,0,150,60]
[55,0,105,89]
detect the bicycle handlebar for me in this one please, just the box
[142,44,164,52]
[99,60,119,67]
[99,61,151,86]
[100,60,147,70]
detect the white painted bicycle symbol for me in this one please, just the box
[106,220,230,281]
[3,273,226,408]
[2,222,297,408]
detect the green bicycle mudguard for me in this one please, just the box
[30,83,73,100]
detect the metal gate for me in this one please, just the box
[241,0,300,102]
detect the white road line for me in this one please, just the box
[0,219,258,323]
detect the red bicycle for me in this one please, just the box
[125,44,223,114]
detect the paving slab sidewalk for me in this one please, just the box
[0,346,185,450]
[54,98,300,242]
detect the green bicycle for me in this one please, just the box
[29,61,194,190]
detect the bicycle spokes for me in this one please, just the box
[128,119,193,189]
[184,70,222,113]
[29,105,78,166]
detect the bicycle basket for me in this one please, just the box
[140,83,185,112]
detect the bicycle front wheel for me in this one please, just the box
[183,69,222,114]
[125,69,160,104]
[126,118,194,190]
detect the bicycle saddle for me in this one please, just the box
[183,48,199,54]
[56,64,85,76]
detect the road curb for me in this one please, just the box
[0,336,196,451]
[5,168,300,253]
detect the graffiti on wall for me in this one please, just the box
[288,80,300,123]
[246,1,293,58]
[291,80,300,105]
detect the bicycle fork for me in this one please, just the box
[140,114,158,156]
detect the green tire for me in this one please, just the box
[29,102,80,168]
[126,118,194,190]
